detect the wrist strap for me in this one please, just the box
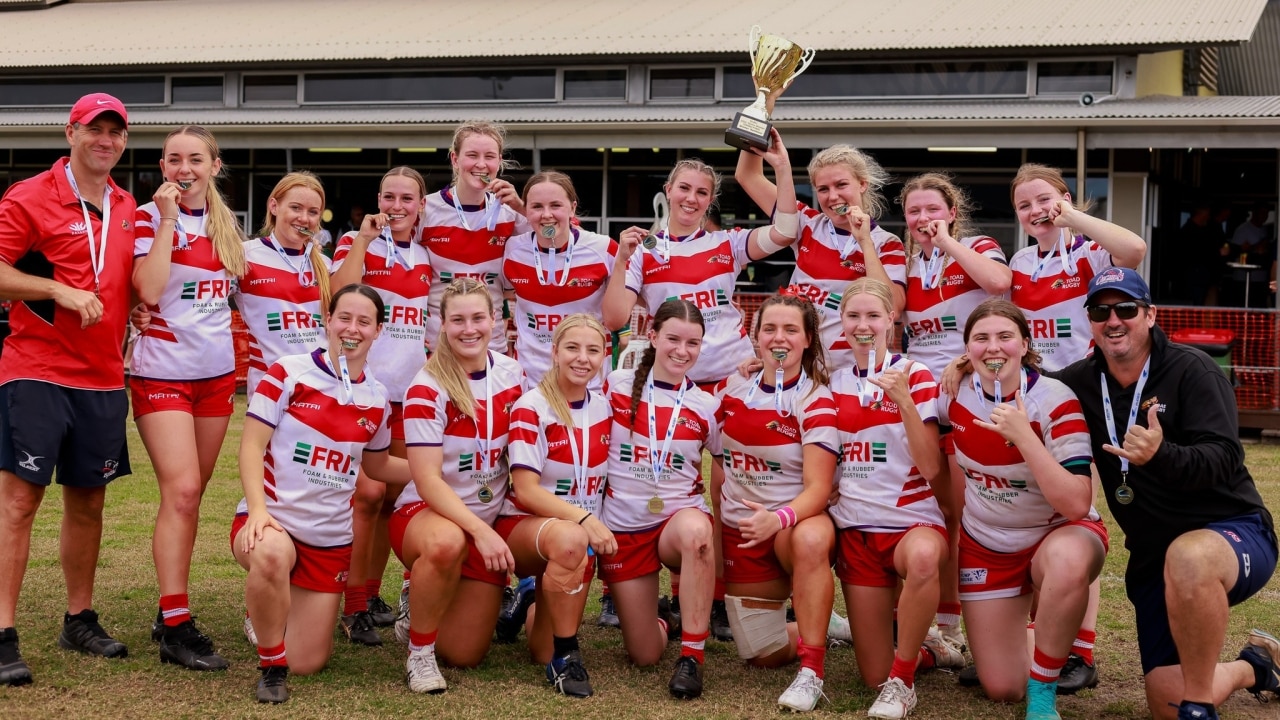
[774,506,797,529]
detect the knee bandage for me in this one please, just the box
[724,594,790,659]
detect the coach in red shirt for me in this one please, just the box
[0,93,137,686]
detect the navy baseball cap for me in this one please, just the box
[1084,266,1153,305]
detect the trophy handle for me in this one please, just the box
[782,47,817,91]
[747,25,762,69]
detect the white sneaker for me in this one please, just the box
[922,626,965,669]
[399,579,410,618]
[778,667,826,712]
[828,611,852,644]
[939,623,967,654]
[243,614,258,646]
[394,611,411,645]
[406,645,447,694]
[867,677,917,719]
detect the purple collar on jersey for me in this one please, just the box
[466,351,494,380]
[978,367,1040,402]
[568,397,587,409]
[1037,234,1085,257]
[441,186,484,213]
[178,204,206,217]
[650,376,694,391]
[261,237,305,255]
[311,347,365,383]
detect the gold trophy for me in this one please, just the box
[725,25,815,152]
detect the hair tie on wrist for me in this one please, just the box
[578,513,591,525]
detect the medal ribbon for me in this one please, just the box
[974,366,1029,417]
[63,163,110,294]
[267,234,314,287]
[1030,228,1078,282]
[646,373,687,489]
[1101,357,1151,479]
[534,228,577,286]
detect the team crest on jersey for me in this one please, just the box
[1050,277,1082,290]
[70,221,87,234]
[488,235,505,246]
[121,219,131,230]
[356,417,377,436]
[677,416,702,433]
[1139,396,1166,414]
[419,273,429,284]
[710,254,733,266]
[764,419,798,440]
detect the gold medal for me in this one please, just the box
[1114,473,1134,505]
[647,495,665,514]
[478,484,494,504]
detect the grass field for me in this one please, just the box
[1,399,1278,719]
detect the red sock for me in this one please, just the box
[680,629,709,664]
[936,601,962,628]
[890,654,918,688]
[601,581,611,598]
[917,645,937,672]
[671,578,680,599]
[403,570,411,582]
[714,577,726,602]
[258,642,287,668]
[408,629,438,652]
[343,585,367,616]
[1073,629,1096,665]
[797,640,826,679]
[1030,647,1068,683]
[159,593,191,628]
[365,578,382,599]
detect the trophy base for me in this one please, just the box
[725,112,772,152]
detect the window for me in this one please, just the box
[0,77,165,107]
[649,68,715,99]
[1036,61,1113,95]
[172,76,224,104]
[303,70,555,103]
[563,69,626,100]
[243,75,298,104]
[724,61,1028,99]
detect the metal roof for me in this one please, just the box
[4,96,1278,128]
[0,0,1268,68]
[1220,0,1280,94]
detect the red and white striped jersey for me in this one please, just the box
[1008,237,1112,372]
[829,356,945,531]
[398,352,524,526]
[502,387,612,517]
[940,371,1096,552]
[903,236,1006,380]
[420,188,531,354]
[235,237,330,395]
[332,231,431,401]
[623,228,754,384]
[600,368,720,532]
[238,349,392,547]
[716,372,839,529]
[501,228,616,386]
[785,205,906,371]
[131,202,236,381]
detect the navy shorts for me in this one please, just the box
[0,380,131,488]
[1127,512,1278,674]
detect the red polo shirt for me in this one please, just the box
[0,157,136,390]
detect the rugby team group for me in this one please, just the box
[0,92,1275,720]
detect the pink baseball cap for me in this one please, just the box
[68,93,128,128]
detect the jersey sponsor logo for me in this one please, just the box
[566,277,598,288]
[148,392,181,401]
[509,276,529,285]
[959,567,988,586]
[1139,396,1166,414]
[667,289,730,311]
[365,269,392,277]
[248,277,276,286]
[386,305,425,326]
[180,279,233,300]
[356,417,378,436]
[266,311,323,331]
[905,315,958,338]
[709,253,733,266]
[292,441,357,476]
[789,284,841,312]
[554,475,605,496]
[618,443,685,470]
[722,449,781,473]
[69,221,87,234]
[841,441,887,464]
[526,312,565,331]
[765,419,798,440]
[965,467,1028,490]
[17,452,42,472]
[457,448,505,472]
[1029,318,1072,339]
[291,401,322,410]
[1049,276,1083,290]
[439,270,499,285]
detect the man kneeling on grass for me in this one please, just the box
[1055,268,1278,720]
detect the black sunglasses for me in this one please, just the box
[1086,301,1145,323]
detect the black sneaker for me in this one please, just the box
[341,611,383,646]
[0,627,33,687]
[1056,653,1098,695]
[367,595,397,627]
[658,596,682,641]
[58,609,127,658]
[668,655,703,700]
[150,608,163,642]
[546,649,593,698]
[957,663,980,687]
[1238,628,1280,700]
[256,665,290,703]
[597,594,620,629]
[670,595,682,626]
[710,599,733,642]
[494,576,535,644]
[159,619,229,671]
